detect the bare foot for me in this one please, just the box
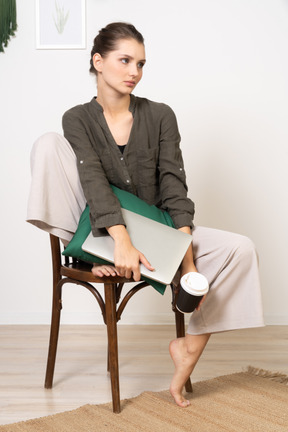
[169,338,195,407]
[92,263,118,277]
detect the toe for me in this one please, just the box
[175,396,190,408]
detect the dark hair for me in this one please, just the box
[89,22,144,75]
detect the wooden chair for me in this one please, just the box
[45,234,192,413]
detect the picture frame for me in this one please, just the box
[36,0,86,49]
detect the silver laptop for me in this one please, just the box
[82,208,192,285]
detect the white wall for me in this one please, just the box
[1,0,287,325]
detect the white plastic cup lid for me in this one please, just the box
[180,272,209,296]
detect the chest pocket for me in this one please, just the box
[136,147,160,205]
[137,148,159,185]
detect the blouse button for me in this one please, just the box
[126,179,130,183]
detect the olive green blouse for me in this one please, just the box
[62,95,195,236]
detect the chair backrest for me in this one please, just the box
[50,234,62,288]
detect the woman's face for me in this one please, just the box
[93,38,146,95]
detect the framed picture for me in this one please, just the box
[36,0,86,49]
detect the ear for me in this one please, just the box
[93,53,103,73]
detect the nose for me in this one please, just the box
[129,62,140,77]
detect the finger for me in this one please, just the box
[132,266,141,282]
[116,265,125,277]
[125,269,132,279]
[117,264,132,279]
[139,253,154,271]
[196,294,207,311]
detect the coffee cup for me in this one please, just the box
[176,272,209,314]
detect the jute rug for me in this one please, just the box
[1,367,288,432]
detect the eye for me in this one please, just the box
[137,62,145,69]
[121,58,129,64]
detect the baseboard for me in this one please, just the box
[263,315,288,325]
[0,313,286,325]
[0,312,177,325]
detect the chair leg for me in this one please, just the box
[104,283,121,413]
[107,345,110,372]
[175,309,193,393]
[44,283,62,389]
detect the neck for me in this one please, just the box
[96,88,131,117]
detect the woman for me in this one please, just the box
[62,23,196,285]
[28,22,264,408]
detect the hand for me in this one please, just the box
[196,294,207,310]
[178,226,207,310]
[113,240,154,281]
[107,224,154,281]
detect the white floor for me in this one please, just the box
[1,325,288,425]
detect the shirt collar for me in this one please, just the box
[90,94,136,116]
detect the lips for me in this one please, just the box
[124,81,136,87]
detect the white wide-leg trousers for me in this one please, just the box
[27,133,264,334]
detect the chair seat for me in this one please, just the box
[61,261,135,284]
